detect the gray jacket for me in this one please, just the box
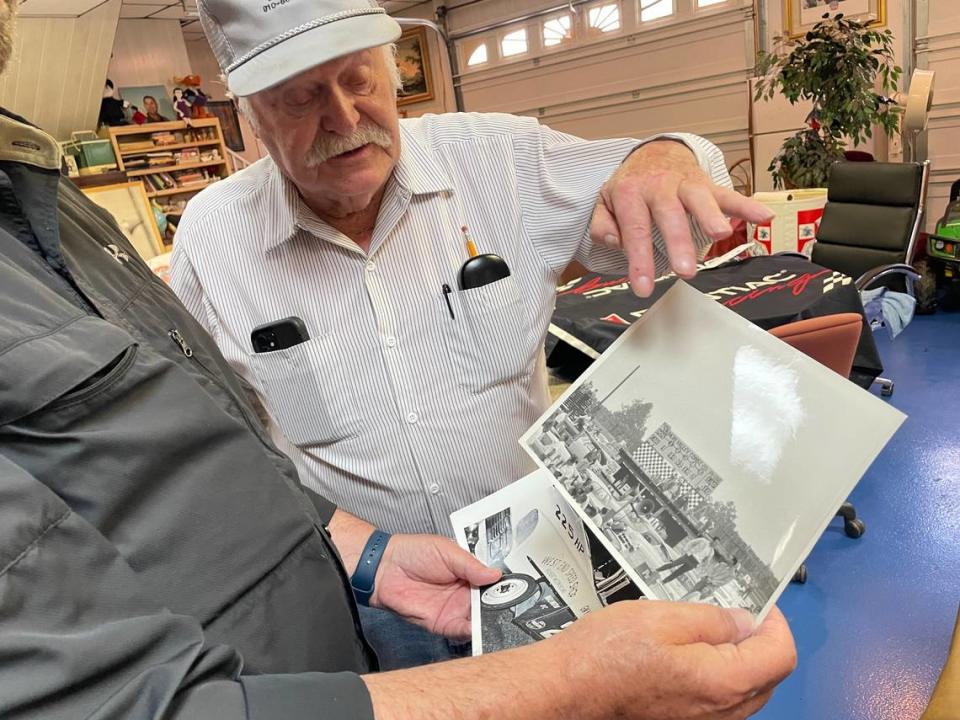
[0,113,376,719]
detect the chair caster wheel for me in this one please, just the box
[881,382,894,397]
[844,518,866,539]
[792,565,808,584]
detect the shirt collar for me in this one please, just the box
[261,161,300,253]
[393,122,454,196]
[261,122,453,253]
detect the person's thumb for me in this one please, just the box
[639,601,756,646]
[442,540,501,586]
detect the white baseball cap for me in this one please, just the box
[198,0,402,97]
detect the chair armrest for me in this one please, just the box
[856,263,922,293]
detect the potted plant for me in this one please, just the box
[754,13,902,189]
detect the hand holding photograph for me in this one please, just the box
[452,469,641,655]
[521,281,905,622]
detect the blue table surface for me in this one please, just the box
[757,310,960,719]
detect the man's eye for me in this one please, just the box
[284,94,312,108]
[348,74,373,91]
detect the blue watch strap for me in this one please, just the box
[350,530,391,607]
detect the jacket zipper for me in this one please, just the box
[168,328,194,358]
[167,326,268,439]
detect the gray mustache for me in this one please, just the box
[305,124,393,166]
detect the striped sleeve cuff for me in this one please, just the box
[578,133,730,276]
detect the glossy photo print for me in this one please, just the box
[522,281,904,621]
[452,470,642,655]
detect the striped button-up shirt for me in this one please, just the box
[170,112,728,536]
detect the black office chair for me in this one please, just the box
[810,160,930,396]
[779,162,929,585]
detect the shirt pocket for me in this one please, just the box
[247,334,359,446]
[444,274,535,394]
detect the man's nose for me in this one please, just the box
[321,88,360,136]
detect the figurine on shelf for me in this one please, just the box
[173,73,203,87]
[130,105,147,125]
[98,79,130,127]
[172,87,193,125]
[173,74,214,119]
[185,87,212,119]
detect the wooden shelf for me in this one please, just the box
[109,119,231,221]
[126,159,227,177]
[117,139,221,156]
[146,180,218,198]
[110,118,222,135]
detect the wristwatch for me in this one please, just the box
[350,530,392,607]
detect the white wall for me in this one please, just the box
[0,0,120,140]
[447,0,755,168]
[99,0,956,226]
[107,19,193,96]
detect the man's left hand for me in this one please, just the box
[590,140,775,297]
[370,534,501,640]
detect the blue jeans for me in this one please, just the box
[358,605,470,670]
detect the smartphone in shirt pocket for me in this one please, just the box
[251,317,310,353]
[248,317,360,445]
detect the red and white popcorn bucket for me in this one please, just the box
[749,189,828,257]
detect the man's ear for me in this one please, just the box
[241,113,261,141]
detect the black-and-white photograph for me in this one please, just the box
[523,282,905,620]
[451,470,641,655]
[528,386,776,614]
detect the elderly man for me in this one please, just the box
[171,0,775,666]
[0,0,799,716]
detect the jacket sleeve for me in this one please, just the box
[0,453,372,720]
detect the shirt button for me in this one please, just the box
[385,336,397,348]
[406,411,419,424]
[365,261,376,273]
[428,483,441,495]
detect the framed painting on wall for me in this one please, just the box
[118,85,176,124]
[396,26,435,106]
[786,0,885,38]
[81,181,164,261]
[206,100,245,153]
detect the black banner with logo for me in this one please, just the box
[549,255,883,389]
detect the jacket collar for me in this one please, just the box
[0,109,62,171]
[261,122,453,253]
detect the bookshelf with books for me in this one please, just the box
[108,118,232,211]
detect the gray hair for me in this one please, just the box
[236,43,401,133]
